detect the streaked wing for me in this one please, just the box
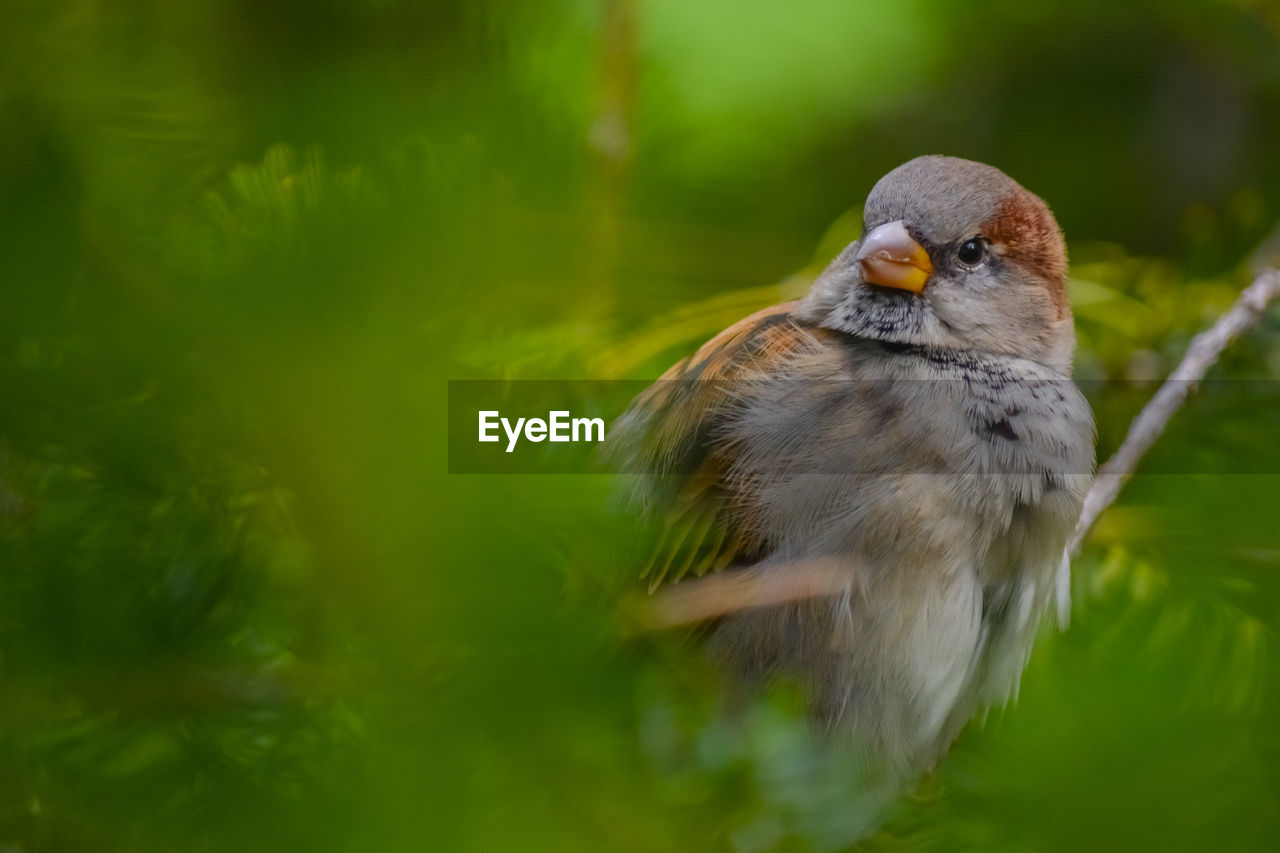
[612,301,827,589]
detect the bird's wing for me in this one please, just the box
[612,301,830,590]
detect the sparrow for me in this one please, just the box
[613,156,1096,785]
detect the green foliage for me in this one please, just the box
[3,1,1280,850]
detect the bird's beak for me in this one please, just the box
[856,220,933,293]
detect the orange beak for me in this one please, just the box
[856,220,933,293]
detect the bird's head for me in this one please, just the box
[799,156,1074,374]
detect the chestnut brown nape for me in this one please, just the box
[980,191,1068,318]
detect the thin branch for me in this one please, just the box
[1050,266,1280,624]
[1066,267,1280,557]
[584,0,637,309]
[641,268,1280,630]
[636,560,850,630]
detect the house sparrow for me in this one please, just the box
[614,156,1095,784]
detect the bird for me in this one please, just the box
[612,155,1096,788]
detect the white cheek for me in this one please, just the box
[926,275,1002,330]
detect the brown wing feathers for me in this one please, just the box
[617,302,818,587]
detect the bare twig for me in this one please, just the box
[1050,266,1280,624]
[584,0,637,309]
[1066,267,1280,556]
[636,560,850,629]
[640,268,1280,630]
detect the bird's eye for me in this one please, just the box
[956,237,988,267]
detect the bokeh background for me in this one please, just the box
[4,0,1280,850]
